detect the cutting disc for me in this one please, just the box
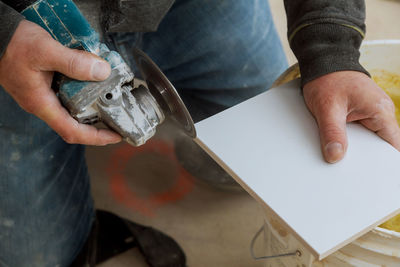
[133,48,196,138]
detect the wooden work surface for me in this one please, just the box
[194,79,400,260]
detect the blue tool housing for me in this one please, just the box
[21,0,125,100]
[22,0,99,52]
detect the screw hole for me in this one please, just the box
[105,93,113,100]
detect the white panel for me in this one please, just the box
[195,79,400,260]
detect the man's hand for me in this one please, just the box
[0,20,121,145]
[303,71,400,163]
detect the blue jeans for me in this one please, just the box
[0,0,287,266]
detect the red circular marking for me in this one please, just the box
[107,140,194,217]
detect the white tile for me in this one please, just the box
[195,79,400,260]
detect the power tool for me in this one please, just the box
[9,0,196,146]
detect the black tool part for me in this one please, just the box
[3,0,37,12]
[51,72,65,93]
[133,48,196,138]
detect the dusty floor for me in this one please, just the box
[87,1,400,266]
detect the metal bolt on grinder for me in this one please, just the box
[16,0,196,146]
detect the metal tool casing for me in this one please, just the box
[59,49,165,146]
[22,0,195,145]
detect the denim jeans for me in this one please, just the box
[0,0,287,266]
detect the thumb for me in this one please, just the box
[40,38,111,81]
[314,105,348,163]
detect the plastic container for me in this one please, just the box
[260,40,400,267]
[263,210,400,267]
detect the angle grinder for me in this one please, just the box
[10,0,196,146]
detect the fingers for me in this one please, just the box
[314,104,348,163]
[304,71,400,164]
[377,124,400,151]
[5,20,111,82]
[33,91,122,146]
[360,113,400,152]
[39,38,111,81]
[1,20,119,146]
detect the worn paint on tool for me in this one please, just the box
[22,0,191,147]
[22,0,101,99]
[22,0,166,147]
[61,45,119,100]
[22,0,100,52]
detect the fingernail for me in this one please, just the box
[92,61,110,80]
[324,142,344,163]
[109,137,122,144]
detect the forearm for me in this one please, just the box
[0,2,24,59]
[284,0,369,86]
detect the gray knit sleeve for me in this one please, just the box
[284,0,369,86]
[0,2,24,59]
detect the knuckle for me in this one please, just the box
[91,130,100,141]
[375,96,396,114]
[60,122,86,144]
[29,37,54,66]
[375,110,396,126]
[321,122,343,138]
[61,133,78,144]
[384,126,398,137]
[385,100,395,113]
[67,53,82,77]
[20,99,39,114]
[309,92,338,115]
[59,126,79,144]
[7,22,53,67]
[30,50,47,67]
[364,117,382,132]
[318,94,337,110]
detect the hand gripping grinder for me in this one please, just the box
[15,0,196,146]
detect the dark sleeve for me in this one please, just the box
[284,0,369,86]
[101,0,175,32]
[0,1,24,59]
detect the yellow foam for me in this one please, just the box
[372,70,400,126]
[372,70,400,233]
[379,214,400,232]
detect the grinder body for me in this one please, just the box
[15,0,195,146]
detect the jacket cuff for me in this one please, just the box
[290,23,369,87]
[0,2,24,59]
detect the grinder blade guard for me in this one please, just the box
[133,48,196,139]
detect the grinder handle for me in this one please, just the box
[20,0,111,103]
